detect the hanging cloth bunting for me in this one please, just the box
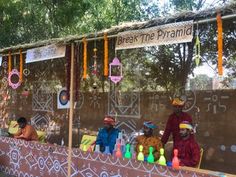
[104,33,109,76]
[194,23,201,66]
[217,12,223,76]
[19,49,23,82]
[82,38,87,79]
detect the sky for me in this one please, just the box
[192,63,216,78]
[159,0,218,8]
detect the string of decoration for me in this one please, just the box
[76,43,82,103]
[74,43,79,101]
[217,12,223,76]
[104,33,109,76]
[82,38,87,79]
[20,49,23,82]
[92,41,98,76]
[66,45,71,99]
[8,51,12,74]
[194,23,201,66]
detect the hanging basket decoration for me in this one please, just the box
[104,33,109,76]
[217,12,223,76]
[82,38,88,79]
[8,69,21,89]
[109,57,123,84]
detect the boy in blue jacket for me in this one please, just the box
[96,116,120,154]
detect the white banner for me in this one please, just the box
[116,21,193,50]
[26,44,66,63]
[0,55,2,66]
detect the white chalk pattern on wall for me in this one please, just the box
[204,91,229,114]
[89,92,101,109]
[32,82,54,112]
[108,91,140,118]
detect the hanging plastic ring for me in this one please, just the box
[23,69,30,76]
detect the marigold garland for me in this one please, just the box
[104,33,109,76]
[8,51,12,74]
[217,13,223,76]
[82,37,87,79]
[20,49,23,82]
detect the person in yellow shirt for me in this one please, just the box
[14,117,38,141]
[136,121,162,161]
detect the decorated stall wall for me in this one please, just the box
[1,85,236,174]
[0,137,220,177]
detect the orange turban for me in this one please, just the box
[172,98,185,106]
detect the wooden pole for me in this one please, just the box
[67,43,75,177]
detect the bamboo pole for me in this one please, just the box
[67,43,75,177]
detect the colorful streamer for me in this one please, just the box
[20,49,23,82]
[82,38,87,79]
[8,51,12,74]
[104,33,109,76]
[217,13,223,76]
[194,35,201,66]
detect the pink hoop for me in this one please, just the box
[8,69,21,89]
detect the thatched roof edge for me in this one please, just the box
[0,2,235,54]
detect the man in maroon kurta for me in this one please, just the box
[161,98,192,148]
[176,121,200,167]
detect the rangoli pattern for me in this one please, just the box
[32,82,54,112]
[31,113,50,130]
[108,91,140,118]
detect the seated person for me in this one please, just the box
[136,121,162,161]
[95,116,119,154]
[14,117,38,141]
[175,121,200,167]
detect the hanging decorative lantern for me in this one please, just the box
[109,57,123,84]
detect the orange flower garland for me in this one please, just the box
[104,33,109,76]
[82,37,87,79]
[8,51,12,74]
[217,13,223,76]
[20,49,23,82]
